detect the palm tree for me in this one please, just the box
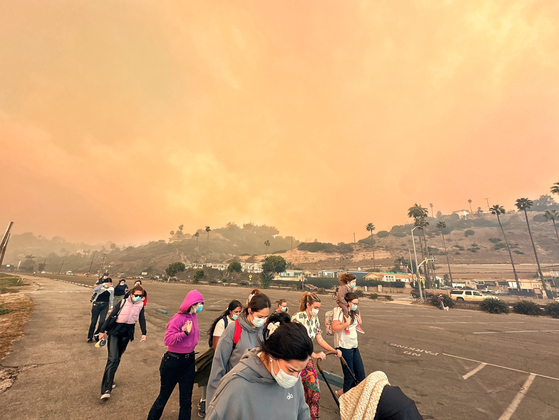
[194,231,199,246]
[205,226,211,244]
[544,210,559,244]
[264,240,270,255]
[515,198,547,294]
[468,199,473,214]
[436,221,453,285]
[551,181,559,196]
[429,203,434,218]
[490,205,520,290]
[365,223,376,270]
[408,205,431,286]
[408,204,428,220]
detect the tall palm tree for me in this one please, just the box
[408,205,431,286]
[468,199,473,214]
[205,226,211,244]
[551,181,559,196]
[366,223,376,270]
[544,210,559,244]
[264,240,270,255]
[515,198,547,294]
[490,205,520,290]
[194,231,199,246]
[436,221,453,285]
[429,203,434,218]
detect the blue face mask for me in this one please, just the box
[351,304,358,311]
[195,304,204,314]
[349,283,356,289]
[231,314,238,320]
[132,295,142,302]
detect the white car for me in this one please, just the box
[450,290,494,302]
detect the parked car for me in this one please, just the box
[450,289,495,302]
[492,290,508,295]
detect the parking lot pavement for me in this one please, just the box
[2,276,559,419]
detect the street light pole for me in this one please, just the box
[411,227,424,302]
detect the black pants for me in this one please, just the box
[147,351,196,420]
[88,302,109,339]
[339,347,366,392]
[101,333,130,393]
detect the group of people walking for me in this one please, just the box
[86,272,420,420]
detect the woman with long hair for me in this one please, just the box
[97,285,146,400]
[206,293,271,404]
[147,289,204,420]
[332,292,366,395]
[195,300,243,417]
[292,291,341,420]
[206,313,313,420]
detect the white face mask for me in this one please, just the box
[310,308,319,317]
[251,316,266,328]
[270,359,299,389]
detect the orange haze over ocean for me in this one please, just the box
[1,1,559,245]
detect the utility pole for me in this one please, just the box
[98,254,107,277]
[88,255,95,275]
[353,233,356,244]
[58,257,66,274]
[0,222,14,269]
[485,198,490,211]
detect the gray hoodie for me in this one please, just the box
[206,349,310,420]
[206,313,264,404]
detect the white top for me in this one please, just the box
[213,317,231,337]
[333,307,358,349]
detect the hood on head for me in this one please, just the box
[179,289,204,313]
[235,348,275,385]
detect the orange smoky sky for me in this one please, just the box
[1,1,559,245]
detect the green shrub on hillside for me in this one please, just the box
[545,302,559,318]
[369,293,378,299]
[354,290,365,297]
[464,229,475,237]
[513,300,542,316]
[480,298,509,314]
[377,231,390,238]
[429,295,455,309]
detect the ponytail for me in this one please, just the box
[298,291,321,312]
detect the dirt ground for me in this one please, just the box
[0,274,35,393]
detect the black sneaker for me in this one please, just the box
[87,338,94,343]
[198,399,206,418]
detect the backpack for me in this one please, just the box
[208,315,230,347]
[324,309,334,336]
[231,318,242,349]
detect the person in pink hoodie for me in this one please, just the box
[147,289,204,420]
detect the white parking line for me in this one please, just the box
[412,321,524,325]
[462,363,487,380]
[498,373,536,420]
[473,329,559,335]
[443,353,559,382]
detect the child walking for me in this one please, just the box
[335,273,364,334]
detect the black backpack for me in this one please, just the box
[208,315,229,347]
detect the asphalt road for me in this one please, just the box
[2,275,559,419]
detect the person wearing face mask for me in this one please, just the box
[113,279,128,307]
[293,292,341,420]
[336,273,364,334]
[88,277,114,343]
[97,285,147,400]
[206,313,312,420]
[147,289,204,420]
[134,279,148,306]
[194,300,243,417]
[206,293,271,404]
[275,299,289,315]
[332,292,366,395]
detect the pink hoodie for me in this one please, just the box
[164,289,204,354]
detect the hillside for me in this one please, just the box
[3,209,559,277]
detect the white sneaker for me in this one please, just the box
[101,391,111,400]
[112,383,116,389]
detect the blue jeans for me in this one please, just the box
[147,351,196,420]
[339,347,366,392]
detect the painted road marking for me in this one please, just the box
[443,353,559,382]
[498,373,536,420]
[411,321,524,325]
[390,343,438,356]
[473,329,559,335]
[462,363,487,380]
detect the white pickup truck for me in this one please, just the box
[450,289,494,302]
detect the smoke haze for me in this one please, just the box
[1,1,558,244]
